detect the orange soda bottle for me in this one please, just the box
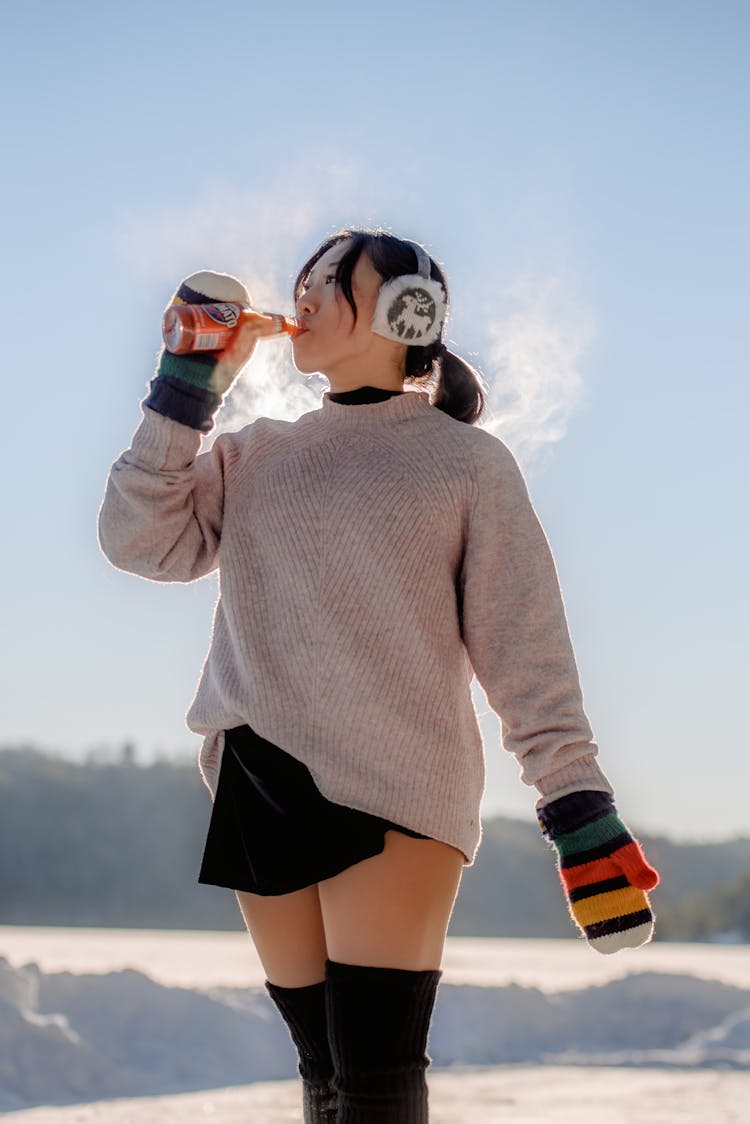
[163,302,303,354]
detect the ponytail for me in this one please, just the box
[405,341,489,426]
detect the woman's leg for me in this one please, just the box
[233,829,465,981]
[235,883,336,1122]
[318,830,465,1122]
[317,830,465,970]
[235,882,328,987]
[235,832,465,1122]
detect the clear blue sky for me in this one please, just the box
[2,0,748,841]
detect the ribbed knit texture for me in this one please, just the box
[98,386,614,864]
[145,373,222,433]
[538,790,660,953]
[325,959,442,1123]
[265,979,337,1123]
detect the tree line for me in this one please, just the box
[1,746,748,941]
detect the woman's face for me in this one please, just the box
[291,239,385,377]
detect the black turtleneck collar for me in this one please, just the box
[327,385,404,405]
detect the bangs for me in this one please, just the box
[293,229,372,325]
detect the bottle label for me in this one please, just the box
[203,303,241,328]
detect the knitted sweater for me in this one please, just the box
[98,386,614,865]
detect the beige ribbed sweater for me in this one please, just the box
[98,388,613,864]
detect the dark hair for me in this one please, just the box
[294,227,488,425]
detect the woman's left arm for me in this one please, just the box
[458,433,659,952]
[458,431,611,803]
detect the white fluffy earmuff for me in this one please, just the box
[371,242,447,346]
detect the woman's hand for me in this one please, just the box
[157,269,282,397]
[212,308,284,393]
[145,269,289,433]
[537,790,660,954]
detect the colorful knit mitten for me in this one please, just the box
[145,270,252,432]
[537,790,660,954]
[158,270,252,393]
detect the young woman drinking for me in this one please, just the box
[99,227,659,1123]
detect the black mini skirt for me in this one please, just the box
[198,723,433,896]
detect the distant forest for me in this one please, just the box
[1,746,748,941]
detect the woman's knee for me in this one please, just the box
[317,830,464,970]
[235,883,328,987]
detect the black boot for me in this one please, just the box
[265,978,338,1123]
[325,958,442,1123]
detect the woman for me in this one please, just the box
[98,228,659,1123]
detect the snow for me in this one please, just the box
[2,1068,749,1124]
[1,931,749,1121]
[3,928,750,991]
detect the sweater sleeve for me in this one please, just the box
[97,405,231,583]
[458,433,615,809]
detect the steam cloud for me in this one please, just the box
[478,271,594,475]
[119,168,595,473]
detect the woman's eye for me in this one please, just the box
[298,273,335,297]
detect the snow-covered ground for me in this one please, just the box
[3,927,750,991]
[1,930,748,1121]
[5,1067,750,1124]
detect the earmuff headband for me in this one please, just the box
[371,241,447,347]
[407,241,431,280]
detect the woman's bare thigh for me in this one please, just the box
[234,831,465,985]
[235,882,329,988]
[317,830,465,970]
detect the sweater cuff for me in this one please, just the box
[143,374,222,433]
[130,406,203,470]
[533,754,615,808]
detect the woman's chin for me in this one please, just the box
[291,344,318,377]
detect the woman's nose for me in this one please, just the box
[296,285,316,316]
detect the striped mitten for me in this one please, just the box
[537,790,660,954]
[158,270,252,394]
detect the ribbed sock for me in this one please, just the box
[325,958,442,1123]
[265,978,337,1123]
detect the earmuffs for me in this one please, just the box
[371,242,447,347]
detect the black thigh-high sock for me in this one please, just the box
[265,979,338,1123]
[325,959,442,1123]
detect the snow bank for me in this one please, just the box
[1,956,748,1111]
[6,1068,750,1124]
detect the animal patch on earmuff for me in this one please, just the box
[371,242,447,347]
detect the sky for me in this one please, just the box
[1,0,748,841]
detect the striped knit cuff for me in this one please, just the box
[537,790,616,840]
[144,374,222,433]
[158,348,220,389]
